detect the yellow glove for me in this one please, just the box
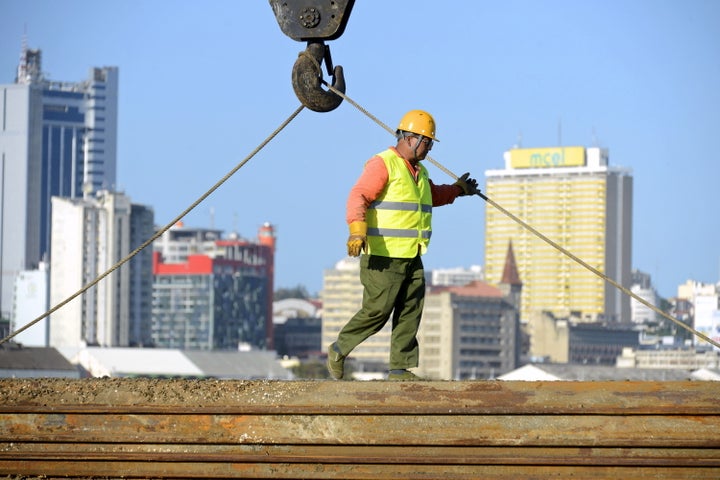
[347,221,367,257]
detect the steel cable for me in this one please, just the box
[0,105,305,346]
[325,82,720,350]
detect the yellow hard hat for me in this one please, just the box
[396,110,439,142]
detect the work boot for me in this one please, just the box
[388,369,424,381]
[327,342,345,380]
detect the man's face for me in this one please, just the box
[406,135,434,160]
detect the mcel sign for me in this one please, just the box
[510,146,586,169]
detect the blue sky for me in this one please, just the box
[1,0,719,298]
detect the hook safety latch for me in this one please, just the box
[269,0,355,112]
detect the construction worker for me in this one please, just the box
[327,110,478,380]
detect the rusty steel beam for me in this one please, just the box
[0,379,719,479]
[1,379,718,414]
[1,461,720,479]
[2,443,720,466]
[2,412,719,447]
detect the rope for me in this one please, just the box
[324,81,720,350]
[0,105,305,346]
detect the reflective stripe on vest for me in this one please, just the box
[369,200,433,213]
[367,227,432,239]
[366,149,433,258]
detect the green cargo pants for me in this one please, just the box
[335,254,425,370]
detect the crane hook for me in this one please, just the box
[292,41,345,112]
[269,0,355,112]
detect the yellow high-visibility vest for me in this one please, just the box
[366,149,433,258]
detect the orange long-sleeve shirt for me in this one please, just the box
[346,147,461,224]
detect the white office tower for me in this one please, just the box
[692,293,719,351]
[485,146,633,325]
[678,280,720,350]
[10,262,49,346]
[49,191,149,348]
[630,269,659,325]
[0,40,118,321]
[321,257,391,372]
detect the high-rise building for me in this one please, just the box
[49,191,153,348]
[678,280,720,350]
[151,223,276,350]
[417,281,520,380]
[630,269,659,325]
[484,146,633,326]
[128,203,155,346]
[0,40,118,320]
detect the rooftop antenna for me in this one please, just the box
[209,207,215,229]
[592,127,599,147]
[514,130,522,149]
[16,29,28,83]
[16,27,42,84]
[557,117,562,146]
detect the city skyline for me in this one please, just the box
[1,1,719,301]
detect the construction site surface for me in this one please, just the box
[1,377,719,479]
